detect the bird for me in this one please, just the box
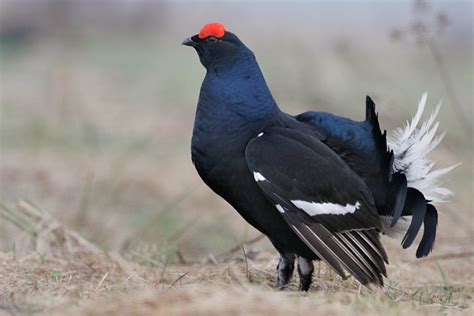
[183,22,457,291]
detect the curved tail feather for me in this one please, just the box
[389,172,408,227]
[400,188,427,249]
[384,93,457,256]
[416,204,438,258]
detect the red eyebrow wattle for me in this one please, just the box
[198,22,226,39]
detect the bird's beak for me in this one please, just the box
[182,37,196,47]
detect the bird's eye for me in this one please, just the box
[207,36,218,43]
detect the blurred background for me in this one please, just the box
[0,0,472,265]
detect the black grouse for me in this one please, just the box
[183,22,456,290]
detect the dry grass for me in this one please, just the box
[1,255,473,316]
[2,252,472,315]
[1,1,473,315]
[0,202,472,316]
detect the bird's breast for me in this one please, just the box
[191,126,247,176]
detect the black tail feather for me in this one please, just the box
[401,188,427,249]
[416,204,438,258]
[367,96,439,258]
[365,96,377,122]
[390,172,408,227]
[365,96,394,182]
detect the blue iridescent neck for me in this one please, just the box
[197,50,280,123]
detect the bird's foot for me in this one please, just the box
[276,253,295,290]
[297,257,314,291]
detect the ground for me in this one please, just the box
[0,201,472,315]
[1,1,473,315]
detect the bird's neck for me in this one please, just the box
[197,53,280,127]
[191,53,280,175]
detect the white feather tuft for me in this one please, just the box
[388,93,459,204]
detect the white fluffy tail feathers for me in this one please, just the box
[388,93,459,204]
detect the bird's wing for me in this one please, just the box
[245,126,388,286]
[295,97,400,215]
[296,97,436,258]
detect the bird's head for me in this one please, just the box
[182,22,252,71]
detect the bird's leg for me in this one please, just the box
[276,252,295,290]
[297,257,314,291]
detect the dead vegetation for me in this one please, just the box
[1,1,472,315]
[0,202,472,315]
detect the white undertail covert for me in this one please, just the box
[388,93,459,204]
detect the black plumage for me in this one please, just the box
[416,204,438,258]
[183,23,448,290]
